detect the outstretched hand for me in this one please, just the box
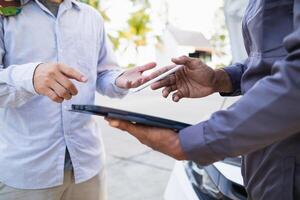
[115,62,157,89]
[147,56,232,102]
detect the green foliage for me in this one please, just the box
[131,0,150,7]
[80,0,98,9]
[210,5,230,68]
[118,8,151,47]
[80,0,156,51]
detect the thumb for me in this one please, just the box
[107,118,134,132]
[106,118,144,139]
[171,56,191,66]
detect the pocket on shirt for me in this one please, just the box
[260,1,293,57]
[75,33,98,70]
[62,29,97,68]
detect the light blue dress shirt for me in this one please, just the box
[0,0,127,189]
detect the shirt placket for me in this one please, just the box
[54,4,74,167]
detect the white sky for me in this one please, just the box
[103,0,222,38]
[101,0,224,66]
[166,0,223,38]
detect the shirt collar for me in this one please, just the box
[21,0,81,10]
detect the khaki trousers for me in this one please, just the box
[0,169,107,200]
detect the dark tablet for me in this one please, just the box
[70,104,191,131]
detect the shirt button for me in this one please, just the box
[63,105,71,111]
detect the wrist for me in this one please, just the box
[114,72,126,89]
[32,63,43,94]
[212,69,233,93]
[171,135,188,160]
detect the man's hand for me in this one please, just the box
[149,56,233,102]
[105,118,187,161]
[115,62,156,89]
[33,63,87,103]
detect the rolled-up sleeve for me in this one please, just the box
[179,0,300,166]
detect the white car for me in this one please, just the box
[164,158,247,200]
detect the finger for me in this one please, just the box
[49,79,72,100]
[146,65,175,80]
[137,62,157,73]
[58,63,88,82]
[107,119,142,138]
[45,88,64,103]
[125,80,132,89]
[172,91,184,102]
[140,75,153,84]
[130,78,143,88]
[55,72,78,96]
[107,119,158,148]
[151,74,176,90]
[171,56,191,65]
[162,85,177,98]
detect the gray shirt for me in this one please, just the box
[179,0,300,199]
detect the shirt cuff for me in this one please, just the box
[219,63,244,96]
[179,121,220,166]
[10,62,41,95]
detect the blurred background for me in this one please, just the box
[81,0,249,199]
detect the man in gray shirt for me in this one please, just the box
[107,0,300,199]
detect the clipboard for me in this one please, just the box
[70,104,191,131]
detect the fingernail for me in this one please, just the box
[110,121,119,127]
[173,96,179,102]
[162,91,167,97]
[81,76,88,82]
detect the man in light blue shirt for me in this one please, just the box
[0,0,156,199]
